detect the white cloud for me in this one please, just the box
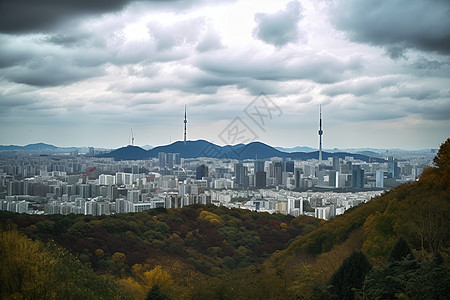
[253,1,304,47]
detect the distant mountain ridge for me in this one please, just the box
[97,140,385,162]
[0,143,58,151]
[275,146,316,153]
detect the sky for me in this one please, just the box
[0,0,449,150]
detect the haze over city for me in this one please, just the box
[1,0,449,149]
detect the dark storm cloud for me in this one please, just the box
[253,1,303,47]
[0,0,237,34]
[333,0,450,57]
[0,0,134,34]
[3,58,102,87]
[0,34,106,86]
[413,56,450,71]
[45,33,94,48]
[0,92,38,115]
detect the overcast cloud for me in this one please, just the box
[0,0,449,149]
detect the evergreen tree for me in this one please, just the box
[327,251,372,300]
[363,255,450,299]
[433,138,450,170]
[145,285,168,300]
[388,238,415,262]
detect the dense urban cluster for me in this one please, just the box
[0,149,433,220]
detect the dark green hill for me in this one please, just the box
[0,205,320,275]
[99,139,384,162]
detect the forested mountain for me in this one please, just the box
[99,139,383,162]
[1,139,449,299]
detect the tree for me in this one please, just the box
[0,229,53,299]
[145,285,168,300]
[326,251,372,300]
[362,255,450,299]
[0,229,129,299]
[433,138,450,170]
[388,238,415,262]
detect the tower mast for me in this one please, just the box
[318,105,323,165]
[184,105,187,144]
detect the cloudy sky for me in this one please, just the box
[0,0,449,149]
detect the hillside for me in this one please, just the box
[0,205,321,299]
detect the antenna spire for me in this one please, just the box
[184,104,187,145]
[318,105,323,164]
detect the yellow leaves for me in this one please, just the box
[95,248,105,258]
[197,210,224,227]
[280,222,288,232]
[0,229,54,299]
[120,264,174,300]
[143,265,174,290]
[112,252,126,265]
[119,277,143,300]
[237,245,250,256]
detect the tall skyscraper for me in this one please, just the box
[283,160,294,173]
[184,104,187,144]
[234,163,249,187]
[196,164,208,180]
[273,161,282,186]
[318,105,323,165]
[332,156,340,171]
[352,165,364,189]
[376,170,384,188]
[387,158,400,179]
[254,160,265,173]
[294,168,302,189]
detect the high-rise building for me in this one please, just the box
[329,171,339,188]
[254,160,265,173]
[255,171,266,188]
[234,163,249,187]
[215,167,230,178]
[376,170,384,188]
[352,166,364,189]
[273,162,282,186]
[387,158,400,179]
[332,156,340,171]
[294,168,303,189]
[254,160,265,186]
[283,160,294,173]
[196,164,208,180]
[99,174,115,186]
[158,153,180,169]
[158,152,166,169]
[127,189,140,203]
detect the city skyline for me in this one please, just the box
[1,0,449,149]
